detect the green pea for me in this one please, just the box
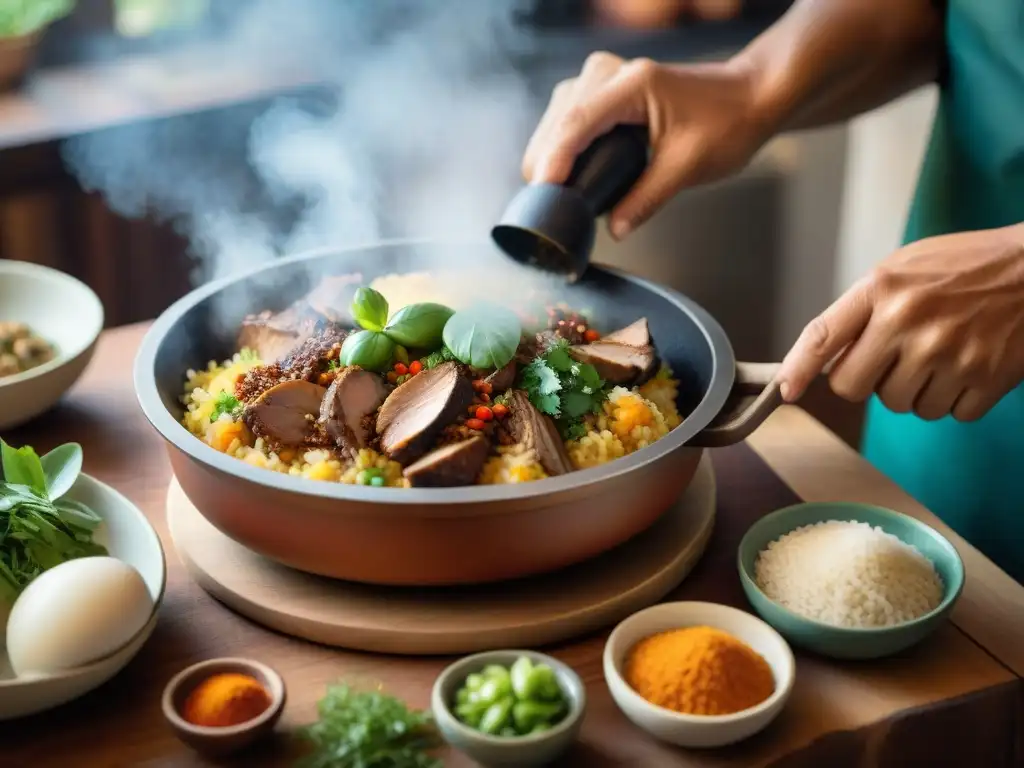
[356,470,370,485]
[369,475,385,487]
[512,700,565,732]
[476,674,512,705]
[464,673,485,692]
[482,664,512,687]
[479,697,514,735]
[510,656,537,700]
[455,699,489,728]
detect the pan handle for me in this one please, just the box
[688,362,784,448]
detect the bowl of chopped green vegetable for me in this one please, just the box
[0,439,165,720]
[431,650,586,767]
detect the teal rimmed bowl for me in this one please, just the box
[737,502,965,660]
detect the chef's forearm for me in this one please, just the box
[728,0,944,134]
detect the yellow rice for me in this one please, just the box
[181,356,683,485]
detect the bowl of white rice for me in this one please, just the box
[737,502,964,660]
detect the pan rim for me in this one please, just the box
[133,237,735,507]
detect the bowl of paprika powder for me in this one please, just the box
[162,657,286,757]
[603,601,795,748]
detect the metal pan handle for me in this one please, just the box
[688,362,784,448]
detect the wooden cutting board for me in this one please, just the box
[167,454,717,655]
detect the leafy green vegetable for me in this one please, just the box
[339,330,396,372]
[351,287,390,333]
[443,304,521,370]
[210,391,242,422]
[296,682,442,768]
[0,0,74,38]
[518,339,608,439]
[421,346,457,370]
[0,440,106,601]
[383,303,455,349]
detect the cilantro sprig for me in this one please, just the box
[0,440,107,606]
[296,683,442,768]
[421,346,457,370]
[210,391,243,421]
[518,339,608,440]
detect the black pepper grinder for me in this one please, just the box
[491,125,650,281]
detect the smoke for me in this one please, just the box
[62,0,561,325]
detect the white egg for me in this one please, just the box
[6,556,154,676]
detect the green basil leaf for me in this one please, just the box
[339,330,396,372]
[350,287,390,332]
[383,303,455,349]
[1,440,46,496]
[442,305,521,370]
[39,443,82,501]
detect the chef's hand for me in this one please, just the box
[778,226,1024,421]
[522,52,767,239]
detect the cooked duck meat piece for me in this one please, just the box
[403,436,490,487]
[237,303,320,364]
[375,361,474,464]
[485,360,517,394]
[304,273,362,324]
[507,390,574,476]
[318,366,389,456]
[604,317,651,348]
[279,326,348,380]
[243,380,328,448]
[569,341,657,386]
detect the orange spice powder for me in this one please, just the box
[624,626,775,716]
[182,673,273,728]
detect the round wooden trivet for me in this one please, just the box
[166,455,716,655]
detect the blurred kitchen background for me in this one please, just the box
[0,0,937,448]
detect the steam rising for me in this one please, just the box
[63,0,564,324]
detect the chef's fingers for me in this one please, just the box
[523,79,576,181]
[913,373,965,421]
[826,324,899,403]
[607,137,698,238]
[952,387,1002,422]
[874,355,933,413]
[533,61,649,185]
[778,278,874,402]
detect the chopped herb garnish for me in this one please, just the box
[210,391,243,421]
[296,682,442,768]
[327,358,342,372]
[0,440,106,607]
[421,346,457,370]
[518,338,608,439]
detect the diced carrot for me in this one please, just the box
[475,406,493,422]
[584,329,601,342]
[465,418,486,430]
[409,360,423,375]
[492,403,509,419]
[394,362,408,375]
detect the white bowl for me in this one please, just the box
[0,473,166,720]
[0,260,104,430]
[603,601,795,748]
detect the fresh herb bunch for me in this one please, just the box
[0,440,106,606]
[0,0,74,38]
[210,391,242,422]
[519,338,607,440]
[296,683,442,768]
[421,346,456,370]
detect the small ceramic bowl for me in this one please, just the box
[604,601,794,748]
[738,501,965,660]
[432,649,586,767]
[0,260,104,430]
[162,658,286,757]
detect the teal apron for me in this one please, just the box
[861,0,1024,582]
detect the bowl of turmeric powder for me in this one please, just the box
[162,657,286,757]
[603,601,795,748]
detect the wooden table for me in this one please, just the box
[3,323,1024,768]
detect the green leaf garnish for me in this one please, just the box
[0,440,106,604]
[351,287,390,333]
[296,682,442,768]
[210,391,242,422]
[421,346,457,370]
[517,339,608,439]
[339,330,396,372]
[383,303,455,349]
[442,304,521,370]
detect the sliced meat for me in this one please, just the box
[569,341,658,386]
[375,362,474,464]
[279,326,348,380]
[485,360,517,394]
[507,390,574,476]
[237,305,319,364]
[243,380,327,448]
[318,366,389,456]
[304,273,362,323]
[403,437,490,487]
[604,317,651,348]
